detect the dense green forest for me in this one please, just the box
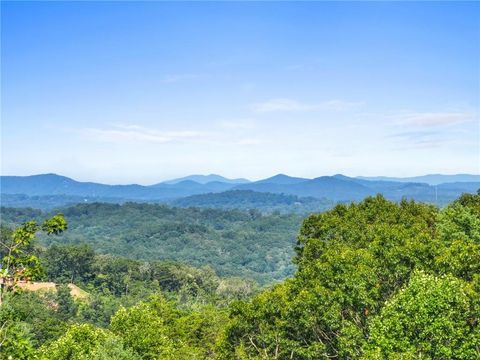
[1,203,302,283]
[1,192,479,359]
[171,190,334,214]
[0,193,134,210]
[0,246,255,358]
[1,191,334,214]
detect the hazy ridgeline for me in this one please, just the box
[2,173,479,210]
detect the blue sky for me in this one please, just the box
[2,1,479,184]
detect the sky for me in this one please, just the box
[1,1,479,184]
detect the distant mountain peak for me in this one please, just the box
[255,174,309,185]
[161,174,250,185]
[20,173,69,179]
[332,174,353,180]
[1,172,479,207]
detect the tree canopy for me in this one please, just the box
[0,193,479,359]
[219,194,480,359]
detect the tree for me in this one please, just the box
[218,196,447,359]
[36,323,140,360]
[435,199,480,281]
[110,295,178,359]
[43,244,94,284]
[0,296,35,359]
[218,283,294,359]
[2,290,68,347]
[110,294,226,359]
[0,214,67,303]
[56,285,78,321]
[363,271,479,359]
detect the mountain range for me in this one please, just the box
[356,174,480,185]
[161,174,250,185]
[1,173,479,210]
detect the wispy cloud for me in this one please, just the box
[395,112,475,126]
[252,98,364,113]
[389,130,444,148]
[80,124,207,144]
[390,130,439,140]
[386,110,478,150]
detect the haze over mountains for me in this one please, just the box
[162,174,250,185]
[1,173,479,210]
[357,174,480,185]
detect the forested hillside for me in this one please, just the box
[219,192,480,358]
[171,190,333,214]
[0,240,256,359]
[0,191,334,214]
[1,203,302,283]
[0,193,133,210]
[1,192,479,359]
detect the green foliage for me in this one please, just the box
[84,255,257,305]
[364,271,479,359]
[0,226,14,260]
[41,216,67,235]
[43,244,94,284]
[55,285,78,321]
[111,295,226,359]
[2,291,68,347]
[0,295,35,359]
[0,210,253,359]
[219,194,480,359]
[218,283,293,359]
[110,295,179,359]
[0,215,67,299]
[1,203,302,283]
[435,199,480,281]
[214,277,258,306]
[172,190,333,214]
[37,323,139,360]
[76,292,123,328]
[2,193,479,359]
[1,221,42,283]
[0,207,43,226]
[1,194,130,210]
